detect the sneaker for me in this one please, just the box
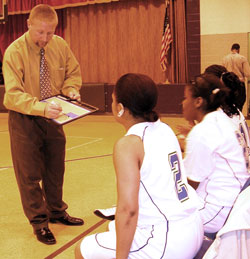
[94,206,116,220]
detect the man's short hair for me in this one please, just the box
[231,43,240,51]
[29,4,58,25]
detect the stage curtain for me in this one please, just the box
[0,9,65,61]
[168,0,188,83]
[65,0,167,84]
[1,0,189,84]
[7,0,119,14]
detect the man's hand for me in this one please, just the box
[68,91,81,102]
[44,101,62,119]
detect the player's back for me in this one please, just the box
[126,119,200,226]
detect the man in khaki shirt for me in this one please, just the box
[3,4,83,245]
[222,43,250,83]
[222,43,250,111]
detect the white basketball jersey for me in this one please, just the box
[184,108,249,207]
[125,119,199,226]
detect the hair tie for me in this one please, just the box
[212,88,220,94]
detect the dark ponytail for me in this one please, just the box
[143,111,159,122]
[114,73,159,122]
[221,72,244,115]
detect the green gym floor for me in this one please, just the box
[0,113,199,258]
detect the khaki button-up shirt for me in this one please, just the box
[222,52,250,82]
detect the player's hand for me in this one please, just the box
[44,101,62,119]
[177,136,185,153]
[176,120,195,136]
[68,91,81,102]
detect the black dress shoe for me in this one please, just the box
[49,213,84,226]
[35,227,56,245]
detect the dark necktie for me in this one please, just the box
[40,48,52,100]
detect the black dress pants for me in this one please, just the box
[8,111,68,230]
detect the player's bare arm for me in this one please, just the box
[113,135,144,259]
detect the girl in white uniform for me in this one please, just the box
[75,73,204,259]
[205,66,250,176]
[182,73,250,236]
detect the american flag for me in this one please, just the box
[160,0,172,71]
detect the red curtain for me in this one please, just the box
[0,9,65,61]
[168,0,188,83]
[7,0,119,14]
[0,0,119,61]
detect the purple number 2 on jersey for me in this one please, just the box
[168,152,189,202]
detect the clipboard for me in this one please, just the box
[41,94,99,125]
